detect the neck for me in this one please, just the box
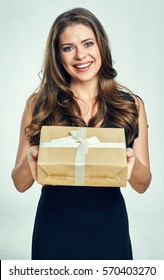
[70,79,99,101]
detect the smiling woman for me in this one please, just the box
[59,24,101,83]
[59,24,102,124]
[11,7,151,260]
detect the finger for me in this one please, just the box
[126,148,134,161]
[126,151,135,180]
[29,160,37,180]
[27,146,39,180]
[127,166,131,180]
[27,146,39,161]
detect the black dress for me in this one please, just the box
[32,93,137,260]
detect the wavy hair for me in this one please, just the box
[25,7,139,145]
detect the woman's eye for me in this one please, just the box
[63,46,73,52]
[85,41,94,47]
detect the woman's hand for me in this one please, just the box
[126,148,135,180]
[27,146,39,180]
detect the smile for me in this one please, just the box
[73,62,93,69]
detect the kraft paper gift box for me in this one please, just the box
[37,126,127,187]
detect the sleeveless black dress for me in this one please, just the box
[32,93,137,260]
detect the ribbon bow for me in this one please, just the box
[70,129,100,154]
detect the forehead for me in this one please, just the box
[59,24,96,44]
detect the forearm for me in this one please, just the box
[129,157,152,193]
[11,155,34,192]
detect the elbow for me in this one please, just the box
[11,171,33,193]
[12,178,29,193]
[136,184,149,194]
[13,180,33,193]
[130,172,152,194]
[141,171,152,193]
[14,184,28,193]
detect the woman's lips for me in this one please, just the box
[73,61,93,72]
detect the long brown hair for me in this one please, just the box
[25,7,139,145]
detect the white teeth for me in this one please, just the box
[75,62,92,69]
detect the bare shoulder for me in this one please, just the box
[14,93,37,165]
[26,93,37,111]
[22,93,37,124]
[132,94,148,126]
[131,94,148,124]
[131,94,144,108]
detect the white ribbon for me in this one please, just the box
[40,128,125,185]
[71,128,90,185]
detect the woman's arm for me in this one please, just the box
[127,95,152,193]
[11,99,39,192]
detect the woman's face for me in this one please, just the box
[59,24,102,84]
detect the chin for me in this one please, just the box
[72,73,98,83]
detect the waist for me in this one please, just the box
[41,185,122,207]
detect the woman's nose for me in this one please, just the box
[75,46,86,60]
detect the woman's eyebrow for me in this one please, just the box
[61,43,74,47]
[81,38,95,43]
[61,38,94,47]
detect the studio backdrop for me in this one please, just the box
[0,0,164,259]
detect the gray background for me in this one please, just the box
[0,0,163,259]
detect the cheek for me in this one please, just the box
[96,48,101,59]
[60,56,67,66]
[60,56,73,75]
[95,52,102,67]
[60,52,68,65]
[61,57,73,72]
[90,47,101,61]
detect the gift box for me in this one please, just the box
[37,126,127,187]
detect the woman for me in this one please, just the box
[11,8,151,260]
